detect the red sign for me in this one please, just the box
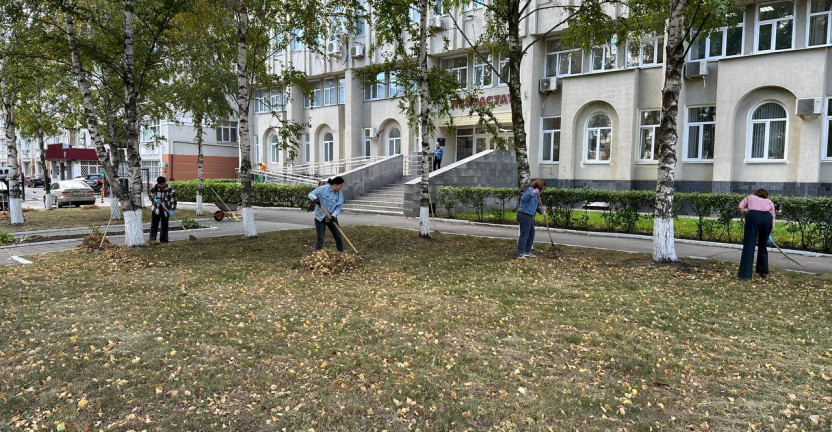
[451,93,511,110]
[45,143,98,161]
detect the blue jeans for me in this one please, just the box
[517,212,535,256]
[315,218,344,252]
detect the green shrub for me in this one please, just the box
[170,180,314,209]
[0,231,15,245]
[437,187,457,218]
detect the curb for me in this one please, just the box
[1,226,219,249]
[425,217,831,258]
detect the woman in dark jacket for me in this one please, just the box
[516,179,546,258]
[738,188,776,279]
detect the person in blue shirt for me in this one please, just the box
[432,142,444,171]
[516,179,546,258]
[308,176,345,252]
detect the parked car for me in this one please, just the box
[74,174,103,192]
[46,180,97,208]
[27,175,45,187]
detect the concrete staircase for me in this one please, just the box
[341,180,408,216]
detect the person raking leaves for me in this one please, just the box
[149,176,177,243]
[737,188,775,280]
[308,176,345,252]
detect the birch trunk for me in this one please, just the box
[1,83,24,224]
[236,6,257,237]
[417,0,431,238]
[505,0,531,191]
[121,0,146,246]
[37,123,53,210]
[194,112,205,216]
[652,0,687,262]
[66,12,134,237]
[106,97,122,220]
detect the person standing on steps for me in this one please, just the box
[516,179,546,259]
[432,142,443,171]
[308,176,345,252]
[737,188,776,280]
[148,176,177,243]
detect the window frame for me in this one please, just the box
[322,132,334,162]
[689,10,745,60]
[472,53,493,88]
[338,77,346,104]
[625,36,664,68]
[636,110,661,163]
[216,121,238,143]
[140,119,161,143]
[323,79,337,106]
[755,1,795,53]
[443,56,468,89]
[807,0,832,46]
[539,116,561,164]
[387,128,402,155]
[589,44,617,72]
[388,70,404,98]
[683,105,717,162]
[269,134,280,164]
[303,133,310,163]
[823,98,832,161]
[746,100,789,162]
[584,112,613,164]
[545,39,582,77]
[497,52,510,86]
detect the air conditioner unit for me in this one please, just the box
[326,40,342,57]
[684,61,708,78]
[538,77,561,93]
[796,97,823,117]
[429,15,443,28]
[363,127,377,139]
[350,44,365,59]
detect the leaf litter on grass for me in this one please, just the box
[75,232,166,269]
[294,249,362,275]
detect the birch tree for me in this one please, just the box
[565,0,735,262]
[368,0,459,237]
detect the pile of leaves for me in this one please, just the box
[98,247,166,269]
[294,249,361,275]
[81,205,101,210]
[76,231,114,252]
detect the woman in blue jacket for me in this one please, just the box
[516,179,546,258]
[308,176,345,251]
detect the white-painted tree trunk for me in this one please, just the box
[653,217,678,262]
[242,207,257,237]
[45,194,53,210]
[419,206,430,237]
[9,198,24,224]
[196,193,203,216]
[122,208,145,247]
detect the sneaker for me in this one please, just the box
[516,254,527,259]
[523,253,537,258]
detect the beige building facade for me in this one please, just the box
[252,0,832,196]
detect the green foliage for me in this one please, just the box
[179,218,203,230]
[0,231,15,244]
[170,180,314,209]
[437,186,457,218]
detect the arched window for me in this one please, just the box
[749,102,787,160]
[269,134,280,163]
[323,132,334,162]
[387,128,401,155]
[585,113,612,162]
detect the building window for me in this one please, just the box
[585,113,612,162]
[442,57,468,88]
[748,102,787,160]
[497,52,510,86]
[472,53,493,87]
[545,39,582,77]
[540,117,561,163]
[338,77,346,104]
[292,29,303,51]
[808,0,832,46]
[625,36,664,67]
[387,128,401,155]
[637,110,661,162]
[364,71,387,101]
[590,44,617,72]
[303,133,310,163]
[323,79,337,106]
[363,135,371,157]
[685,106,716,161]
[824,99,832,160]
[255,90,284,113]
[269,134,280,163]
[216,121,238,143]
[756,1,794,52]
[388,70,404,98]
[313,82,322,107]
[140,119,161,142]
[322,132,334,162]
[689,10,744,60]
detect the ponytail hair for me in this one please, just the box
[328,176,345,185]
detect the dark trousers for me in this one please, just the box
[433,158,442,171]
[738,210,773,278]
[517,212,535,256]
[150,212,170,243]
[315,218,344,252]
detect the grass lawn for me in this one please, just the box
[0,207,200,233]
[1,227,830,431]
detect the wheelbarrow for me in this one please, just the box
[213,201,240,221]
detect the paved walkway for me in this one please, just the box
[2,205,831,275]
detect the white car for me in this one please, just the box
[46,180,97,208]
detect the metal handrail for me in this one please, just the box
[250,169,318,185]
[269,156,386,177]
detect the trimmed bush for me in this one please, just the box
[170,180,314,209]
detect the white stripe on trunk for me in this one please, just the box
[419,206,431,237]
[242,207,257,238]
[122,208,145,247]
[9,198,24,225]
[652,217,678,262]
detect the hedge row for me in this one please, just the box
[170,180,315,209]
[437,186,832,252]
